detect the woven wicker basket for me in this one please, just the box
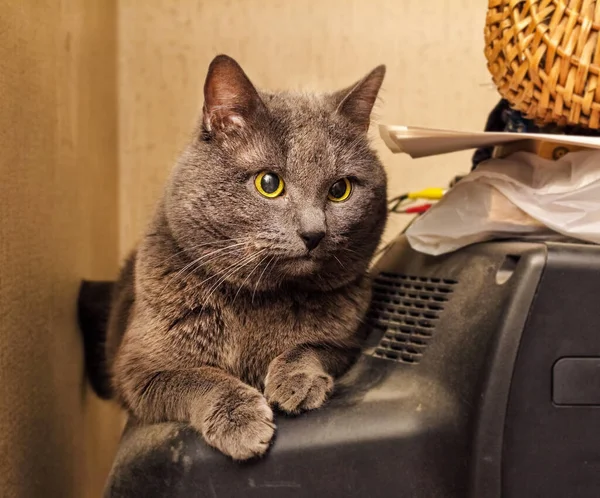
[485,0,600,129]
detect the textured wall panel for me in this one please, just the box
[0,1,121,496]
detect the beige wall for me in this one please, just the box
[118,0,499,254]
[0,1,121,497]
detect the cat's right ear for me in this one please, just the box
[202,55,266,138]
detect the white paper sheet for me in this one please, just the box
[379,124,600,158]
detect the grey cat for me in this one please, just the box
[105,54,387,461]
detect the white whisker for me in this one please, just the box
[155,237,253,268]
[177,244,252,289]
[333,255,346,270]
[158,241,251,298]
[252,255,275,304]
[232,252,269,305]
[200,251,265,309]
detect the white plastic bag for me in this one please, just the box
[406,150,600,255]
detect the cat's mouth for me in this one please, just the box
[279,251,316,262]
[275,251,326,277]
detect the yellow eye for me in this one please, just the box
[255,171,284,198]
[328,178,352,202]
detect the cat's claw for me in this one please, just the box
[264,358,334,414]
[197,387,275,461]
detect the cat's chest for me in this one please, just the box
[231,295,330,343]
[221,287,368,376]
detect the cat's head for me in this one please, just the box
[165,55,387,292]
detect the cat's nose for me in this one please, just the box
[299,230,325,251]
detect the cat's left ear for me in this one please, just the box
[202,54,266,137]
[334,65,386,132]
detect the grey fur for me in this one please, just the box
[106,55,387,460]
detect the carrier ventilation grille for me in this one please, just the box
[367,272,457,364]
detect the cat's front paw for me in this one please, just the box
[197,386,275,461]
[264,357,334,414]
